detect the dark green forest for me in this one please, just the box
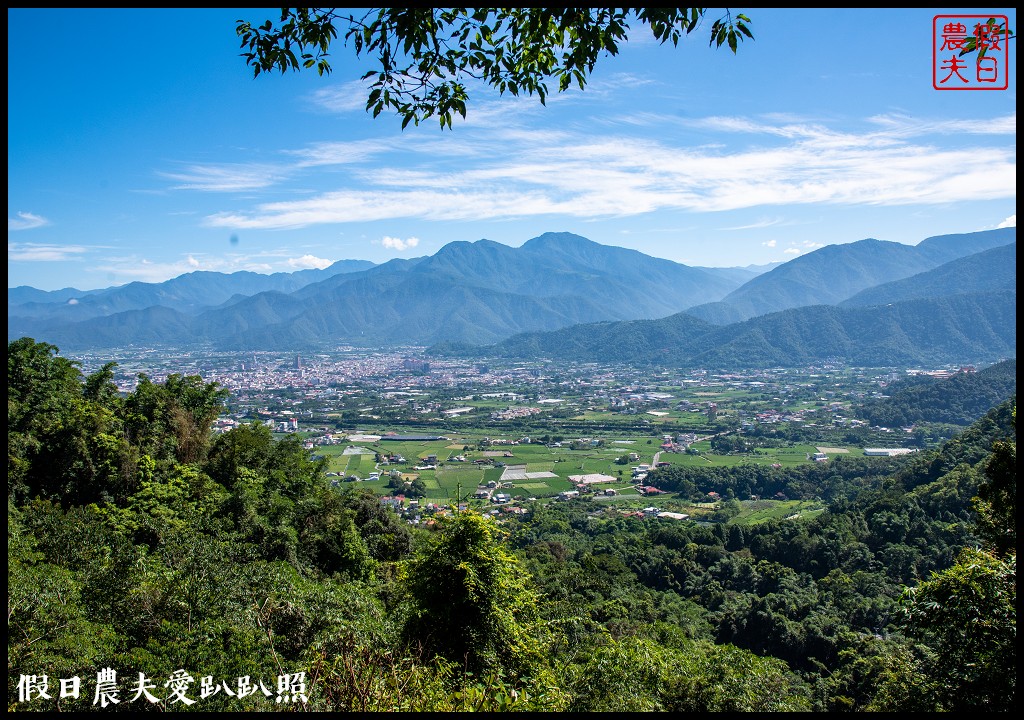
[432,290,1017,369]
[8,338,1016,711]
[858,358,1017,428]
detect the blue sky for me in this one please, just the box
[8,8,1017,290]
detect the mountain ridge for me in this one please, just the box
[684,227,1015,324]
[10,232,745,350]
[434,290,1015,368]
[8,228,1016,359]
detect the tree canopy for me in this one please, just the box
[7,336,1016,710]
[236,8,753,128]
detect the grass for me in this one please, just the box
[735,499,827,526]
[482,467,505,484]
[325,432,856,502]
[505,475,572,498]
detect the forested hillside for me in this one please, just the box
[684,228,1015,324]
[858,359,1017,427]
[840,242,1016,308]
[8,338,1015,711]
[8,233,743,351]
[445,290,1016,368]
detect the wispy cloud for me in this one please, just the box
[682,115,835,139]
[8,212,50,231]
[583,72,657,95]
[189,111,1015,230]
[89,250,333,284]
[91,256,205,284]
[159,163,284,191]
[867,112,1016,136]
[289,139,392,167]
[725,217,787,231]
[308,80,373,114]
[205,143,1015,228]
[762,239,777,247]
[8,242,87,261]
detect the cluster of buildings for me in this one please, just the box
[659,432,698,453]
[490,406,542,420]
[376,496,529,524]
[619,507,689,521]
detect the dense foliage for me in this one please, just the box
[440,290,1016,369]
[858,358,1016,427]
[236,8,751,129]
[7,338,1016,711]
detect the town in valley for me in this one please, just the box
[68,345,993,523]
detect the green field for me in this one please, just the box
[504,475,573,498]
[735,499,827,526]
[325,432,861,504]
[345,454,364,473]
[482,467,505,484]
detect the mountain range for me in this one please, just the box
[441,290,1014,368]
[857,358,1017,427]
[684,227,1016,324]
[8,233,747,349]
[7,259,377,322]
[7,228,1016,367]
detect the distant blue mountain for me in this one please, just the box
[10,233,746,350]
[10,229,1015,362]
[685,227,1015,324]
[7,286,103,305]
[7,259,376,322]
[840,242,1016,307]
[442,291,1015,368]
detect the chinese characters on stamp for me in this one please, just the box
[933,15,1011,90]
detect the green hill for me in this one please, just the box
[858,358,1017,427]
[449,290,1016,368]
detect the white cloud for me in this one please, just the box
[8,212,50,231]
[160,163,283,192]
[584,72,657,94]
[783,247,801,255]
[867,112,1016,136]
[997,214,1016,228]
[684,115,827,139]
[200,113,1017,230]
[380,236,420,251]
[725,217,786,230]
[309,80,373,114]
[89,251,335,284]
[289,139,391,167]
[762,240,777,247]
[287,254,333,269]
[92,257,200,283]
[8,242,87,261]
